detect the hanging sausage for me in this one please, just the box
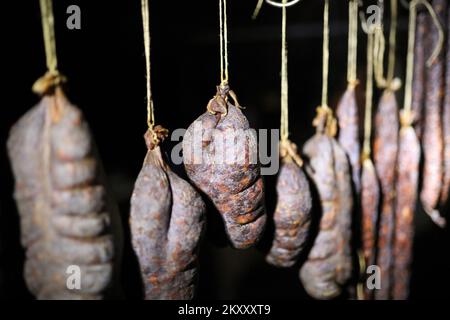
[411,12,426,140]
[299,0,353,299]
[263,0,312,268]
[7,0,123,299]
[440,4,450,207]
[392,0,428,300]
[372,0,401,300]
[183,0,266,249]
[130,129,206,300]
[336,0,361,195]
[393,110,420,300]
[359,24,380,300]
[420,0,446,227]
[129,0,206,300]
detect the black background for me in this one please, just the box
[0,0,449,300]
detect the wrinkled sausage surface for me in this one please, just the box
[130,136,206,300]
[266,160,312,267]
[299,128,353,299]
[7,88,123,300]
[183,88,266,249]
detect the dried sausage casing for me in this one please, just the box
[266,160,312,267]
[183,88,266,249]
[7,88,123,299]
[130,138,206,300]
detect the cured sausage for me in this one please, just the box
[393,111,420,300]
[337,86,361,194]
[266,142,312,267]
[299,110,353,299]
[331,139,353,286]
[440,6,450,206]
[130,128,206,300]
[183,85,266,249]
[7,87,123,299]
[360,157,380,300]
[373,89,399,300]
[420,0,446,227]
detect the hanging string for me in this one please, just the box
[347,0,359,87]
[40,0,58,74]
[224,0,229,83]
[356,250,367,300]
[280,0,288,142]
[260,0,302,165]
[402,0,417,123]
[402,0,444,126]
[311,0,336,136]
[321,0,330,109]
[219,0,229,86]
[362,29,375,159]
[386,0,398,85]
[373,27,386,87]
[141,0,169,149]
[33,0,66,94]
[374,0,401,91]
[141,0,155,129]
[252,0,264,19]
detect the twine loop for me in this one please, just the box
[144,125,169,150]
[279,139,303,167]
[313,105,337,137]
[32,71,67,95]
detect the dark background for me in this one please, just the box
[1,0,449,300]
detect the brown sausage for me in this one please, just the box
[299,115,353,299]
[300,134,339,299]
[360,157,380,300]
[393,113,420,300]
[440,6,450,206]
[331,139,353,286]
[183,85,266,249]
[420,0,446,227]
[7,87,123,300]
[266,152,312,267]
[373,90,399,300]
[130,135,205,300]
[337,86,361,194]
[130,132,206,300]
